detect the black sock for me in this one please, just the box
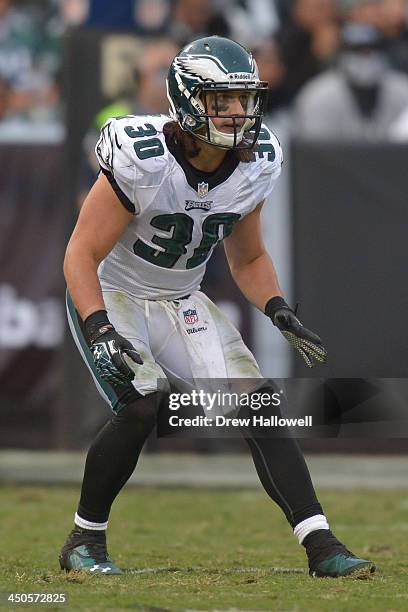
[76,393,160,524]
[302,529,350,569]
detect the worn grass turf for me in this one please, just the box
[0,485,407,611]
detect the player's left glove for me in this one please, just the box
[85,310,143,385]
[265,296,327,368]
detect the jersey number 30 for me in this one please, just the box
[133,212,240,269]
[125,122,242,268]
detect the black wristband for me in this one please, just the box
[84,310,113,344]
[264,296,292,322]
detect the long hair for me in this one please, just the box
[162,121,257,162]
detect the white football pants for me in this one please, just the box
[67,290,263,413]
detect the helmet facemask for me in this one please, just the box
[177,82,269,150]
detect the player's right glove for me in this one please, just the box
[265,296,327,368]
[85,310,143,385]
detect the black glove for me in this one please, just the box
[265,297,327,368]
[85,310,143,385]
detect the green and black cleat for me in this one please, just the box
[59,526,123,575]
[310,552,376,578]
[304,529,376,578]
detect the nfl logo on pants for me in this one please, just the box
[183,309,198,324]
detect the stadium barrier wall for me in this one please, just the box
[291,139,408,378]
[0,143,66,448]
[291,140,408,453]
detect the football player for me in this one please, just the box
[59,36,375,578]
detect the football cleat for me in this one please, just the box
[310,552,376,578]
[304,529,376,578]
[59,527,123,575]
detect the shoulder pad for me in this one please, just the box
[96,115,171,172]
[95,115,171,213]
[240,124,283,204]
[95,115,172,200]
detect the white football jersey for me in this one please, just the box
[95,114,283,300]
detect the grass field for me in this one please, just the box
[0,485,407,611]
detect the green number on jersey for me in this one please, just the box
[124,124,158,138]
[247,127,276,162]
[133,138,164,159]
[186,213,240,268]
[258,128,271,140]
[133,213,241,269]
[133,213,193,268]
[124,123,164,159]
[256,127,275,162]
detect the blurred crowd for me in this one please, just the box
[0,0,62,133]
[3,0,408,141]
